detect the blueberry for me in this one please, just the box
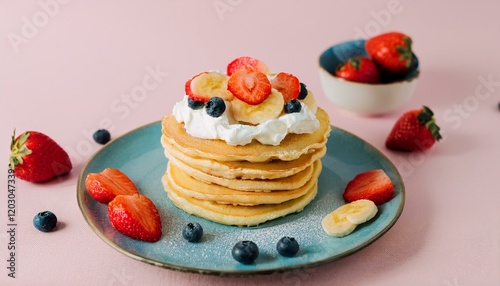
[93,129,111,145]
[188,98,205,110]
[33,211,57,232]
[298,82,308,99]
[205,97,226,117]
[276,236,299,257]
[231,240,259,264]
[182,222,203,242]
[284,100,302,114]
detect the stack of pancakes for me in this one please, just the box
[161,108,331,226]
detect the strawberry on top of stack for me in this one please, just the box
[183,56,316,126]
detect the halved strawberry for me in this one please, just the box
[343,169,394,205]
[226,56,269,76]
[227,70,271,105]
[108,194,162,242]
[271,72,301,102]
[85,168,139,204]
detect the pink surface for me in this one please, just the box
[1,0,499,285]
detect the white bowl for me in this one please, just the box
[319,39,419,116]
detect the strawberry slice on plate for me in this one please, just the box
[271,72,301,102]
[85,168,139,204]
[227,69,272,105]
[226,56,269,76]
[108,194,162,242]
[343,169,394,205]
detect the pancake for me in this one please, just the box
[164,179,318,227]
[164,160,322,206]
[162,137,326,180]
[167,154,315,192]
[161,107,331,163]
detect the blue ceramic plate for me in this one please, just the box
[77,121,405,276]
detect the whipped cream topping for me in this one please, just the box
[172,96,320,146]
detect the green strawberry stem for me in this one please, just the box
[417,106,442,141]
[348,58,361,70]
[9,130,32,169]
[396,37,413,68]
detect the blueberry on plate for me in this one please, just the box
[205,97,226,117]
[284,100,302,114]
[33,211,58,232]
[298,82,308,99]
[93,129,111,145]
[188,97,205,110]
[276,236,300,257]
[182,222,203,242]
[232,240,259,264]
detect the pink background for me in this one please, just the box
[1,0,499,285]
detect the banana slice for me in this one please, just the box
[321,213,357,237]
[321,199,378,237]
[344,199,378,224]
[190,71,234,101]
[230,88,284,125]
[301,90,317,114]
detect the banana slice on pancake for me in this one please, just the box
[230,88,284,125]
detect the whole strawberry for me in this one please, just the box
[335,57,380,84]
[9,130,72,182]
[386,106,442,151]
[365,31,413,75]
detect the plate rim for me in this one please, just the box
[77,120,405,277]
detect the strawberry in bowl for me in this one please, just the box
[335,57,380,84]
[365,31,413,76]
[318,32,419,116]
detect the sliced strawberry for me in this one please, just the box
[343,169,394,205]
[271,72,301,102]
[185,72,210,102]
[226,56,269,76]
[227,70,271,105]
[108,194,162,242]
[85,168,139,204]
